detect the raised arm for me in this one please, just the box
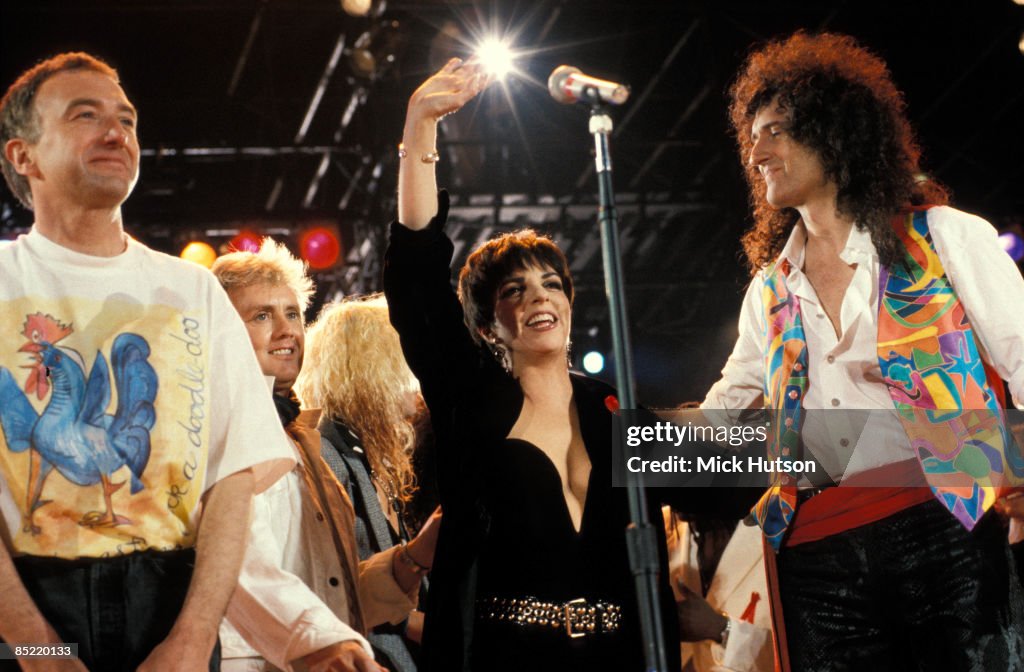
[385,60,490,415]
[398,58,487,230]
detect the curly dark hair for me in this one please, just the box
[729,31,948,274]
[457,229,574,349]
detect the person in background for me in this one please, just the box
[663,506,772,672]
[213,242,434,672]
[297,294,441,672]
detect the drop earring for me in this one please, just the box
[490,338,512,374]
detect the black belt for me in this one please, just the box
[477,596,623,638]
[797,485,832,504]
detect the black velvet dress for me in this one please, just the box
[382,192,682,672]
[470,435,644,670]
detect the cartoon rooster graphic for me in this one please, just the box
[0,313,158,534]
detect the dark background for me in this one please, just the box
[2,0,1022,405]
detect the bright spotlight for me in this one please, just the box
[476,38,514,80]
[582,351,605,374]
[180,241,217,268]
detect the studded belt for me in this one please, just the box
[477,596,623,638]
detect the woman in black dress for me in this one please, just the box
[383,59,684,672]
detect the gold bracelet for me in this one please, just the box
[397,142,440,163]
[398,540,431,574]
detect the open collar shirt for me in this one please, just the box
[703,206,1024,480]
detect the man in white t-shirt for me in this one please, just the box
[0,52,293,671]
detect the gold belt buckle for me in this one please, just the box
[564,597,586,638]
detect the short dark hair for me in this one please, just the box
[729,31,947,274]
[457,229,574,347]
[0,52,119,209]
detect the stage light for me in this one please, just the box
[229,230,262,253]
[300,226,342,270]
[350,31,378,78]
[341,0,372,17]
[349,20,403,80]
[1019,30,1024,56]
[582,351,605,374]
[999,231,1024,261]
[180,241,217,268]
[476,37,515,80]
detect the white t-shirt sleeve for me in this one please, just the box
[203,280,294,495]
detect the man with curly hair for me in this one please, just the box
[703,31,1024,670]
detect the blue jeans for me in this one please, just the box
[778,499,1024,671]
[12,548,220,671]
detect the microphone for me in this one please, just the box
[548,65,630,106]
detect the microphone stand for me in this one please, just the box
[588,104,669,672]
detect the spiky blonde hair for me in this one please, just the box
[295,293,420,507]
[211,238,315,313]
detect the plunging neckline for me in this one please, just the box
[503,437,592,535]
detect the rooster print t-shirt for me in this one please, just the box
[0,229,293,558]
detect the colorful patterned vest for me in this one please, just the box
[753,209,1024,551]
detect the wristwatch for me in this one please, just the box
[719,614,732,648]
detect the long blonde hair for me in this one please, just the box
[296,293,419,507]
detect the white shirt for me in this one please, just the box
[0,229,294,558]
[221,408,417,671]
[703,206,1024,478]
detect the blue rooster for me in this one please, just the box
[0,329,158,534]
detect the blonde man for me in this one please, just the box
[213,240,434,672]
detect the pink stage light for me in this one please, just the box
[300,226,342,270]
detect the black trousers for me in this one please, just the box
[777,499,1024,672]
[9,548,219,672]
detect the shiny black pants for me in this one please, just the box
[10,548,220,672]
[777,500,1024,672]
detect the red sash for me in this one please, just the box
[786,459,934,547]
